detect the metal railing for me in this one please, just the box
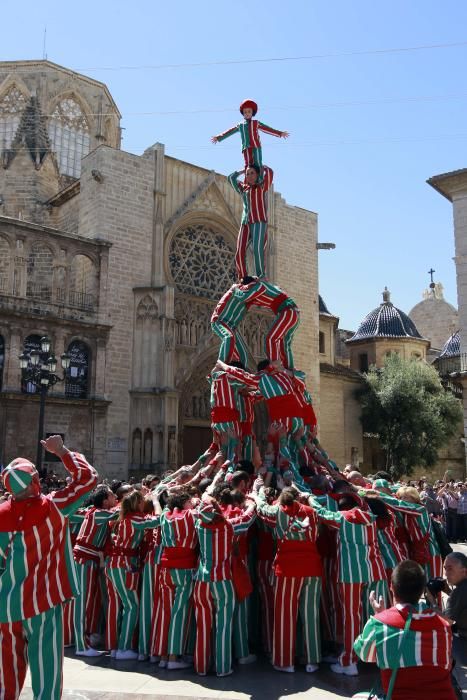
[2,283,97,314]
[436,354,467,377]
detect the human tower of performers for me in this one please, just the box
[0,101,451,699]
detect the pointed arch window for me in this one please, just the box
[0,86,28,150]
[48,97,90,177]
[65,340,90,398]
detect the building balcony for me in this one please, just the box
[0,284,98,322]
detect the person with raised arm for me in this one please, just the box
[0,434,98,700]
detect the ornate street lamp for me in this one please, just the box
[19,336,71,476]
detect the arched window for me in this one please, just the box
[65,340,90,398]
[26,243,54,301]
[0,86,28,150]
[143,429,153,466]
[21,334,42,394]
[132,429,142,467]
[359,353,369,373]
[69,254,98,310]
[0,335,4,391]
[47,97,90,178]
[169,224,236,300]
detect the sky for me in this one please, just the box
[2,0,466,331]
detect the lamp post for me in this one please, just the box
[19,336,71,476]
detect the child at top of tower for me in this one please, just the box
[211,99,289,168]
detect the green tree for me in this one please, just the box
[357,354,463,478]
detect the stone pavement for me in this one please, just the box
[20,653,377,700]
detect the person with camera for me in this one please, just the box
[426,552,467,639]
[353,560,457,699]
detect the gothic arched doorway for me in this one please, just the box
[179,352,216,465]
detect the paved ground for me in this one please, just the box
[19,545,467,699]
[20,653,377,700]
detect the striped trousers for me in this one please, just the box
[193,580,236,675]
[73,560,100,652]
[235,222,268,279]
[266,306,300,369]
[212,322,249,368]
[340,580,388,666]
[0,604,63,700]
[257,559,274,654]
[273,576,321,668]
[155,568,193,657]
[105,567,139,652]
[242,146,262,168]
[138,559,155,656]
[63,598,74,646]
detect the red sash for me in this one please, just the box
[266,394,302,420]
[161,546,197,570]
[211,407,239,423]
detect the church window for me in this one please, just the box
[21,334,42,394]
[26,243,54,302]
[319,332,326,354]
[169,224,236,300]
[0,86,27,150]
[143,429,153,465]
[359,353,369,373]
[47,97,90,177]
[65,340,90,398]
[132,429,142,467]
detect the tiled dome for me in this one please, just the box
[349,288,424,342]
[439,330,460,359]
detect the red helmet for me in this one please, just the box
[239,99,258,116]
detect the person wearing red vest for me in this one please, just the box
[254,482,323,673]
[0,435,98,700]
[353,560,456,700]
[154,491,198,670]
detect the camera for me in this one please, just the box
[426,577,446,596]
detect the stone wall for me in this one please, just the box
[319,368,363,467]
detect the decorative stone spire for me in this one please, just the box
[382,286,391,304]
[8,96,50,169]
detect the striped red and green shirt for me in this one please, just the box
[106,513,160,569]
[309,497,386,583]
[73,507,119,564]
[354,603,455,699]
[211,279,295,329]
[159,508,198,570]
[194,502,256,582]
[256,492,322,577]
[0,451,98,623]
[215,119,284,151]
[228,166,273,223]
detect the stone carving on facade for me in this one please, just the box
[136,294,159,321]
[165,172,216,231]
[238,310,273,363]
[169,224,236,301]
[180,355,214,422]
[174,294,214,348]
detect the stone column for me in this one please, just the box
[150,143,166,287]
[428,169,467,476]
[4,325,22,391]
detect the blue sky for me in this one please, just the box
[2,0,466,331]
